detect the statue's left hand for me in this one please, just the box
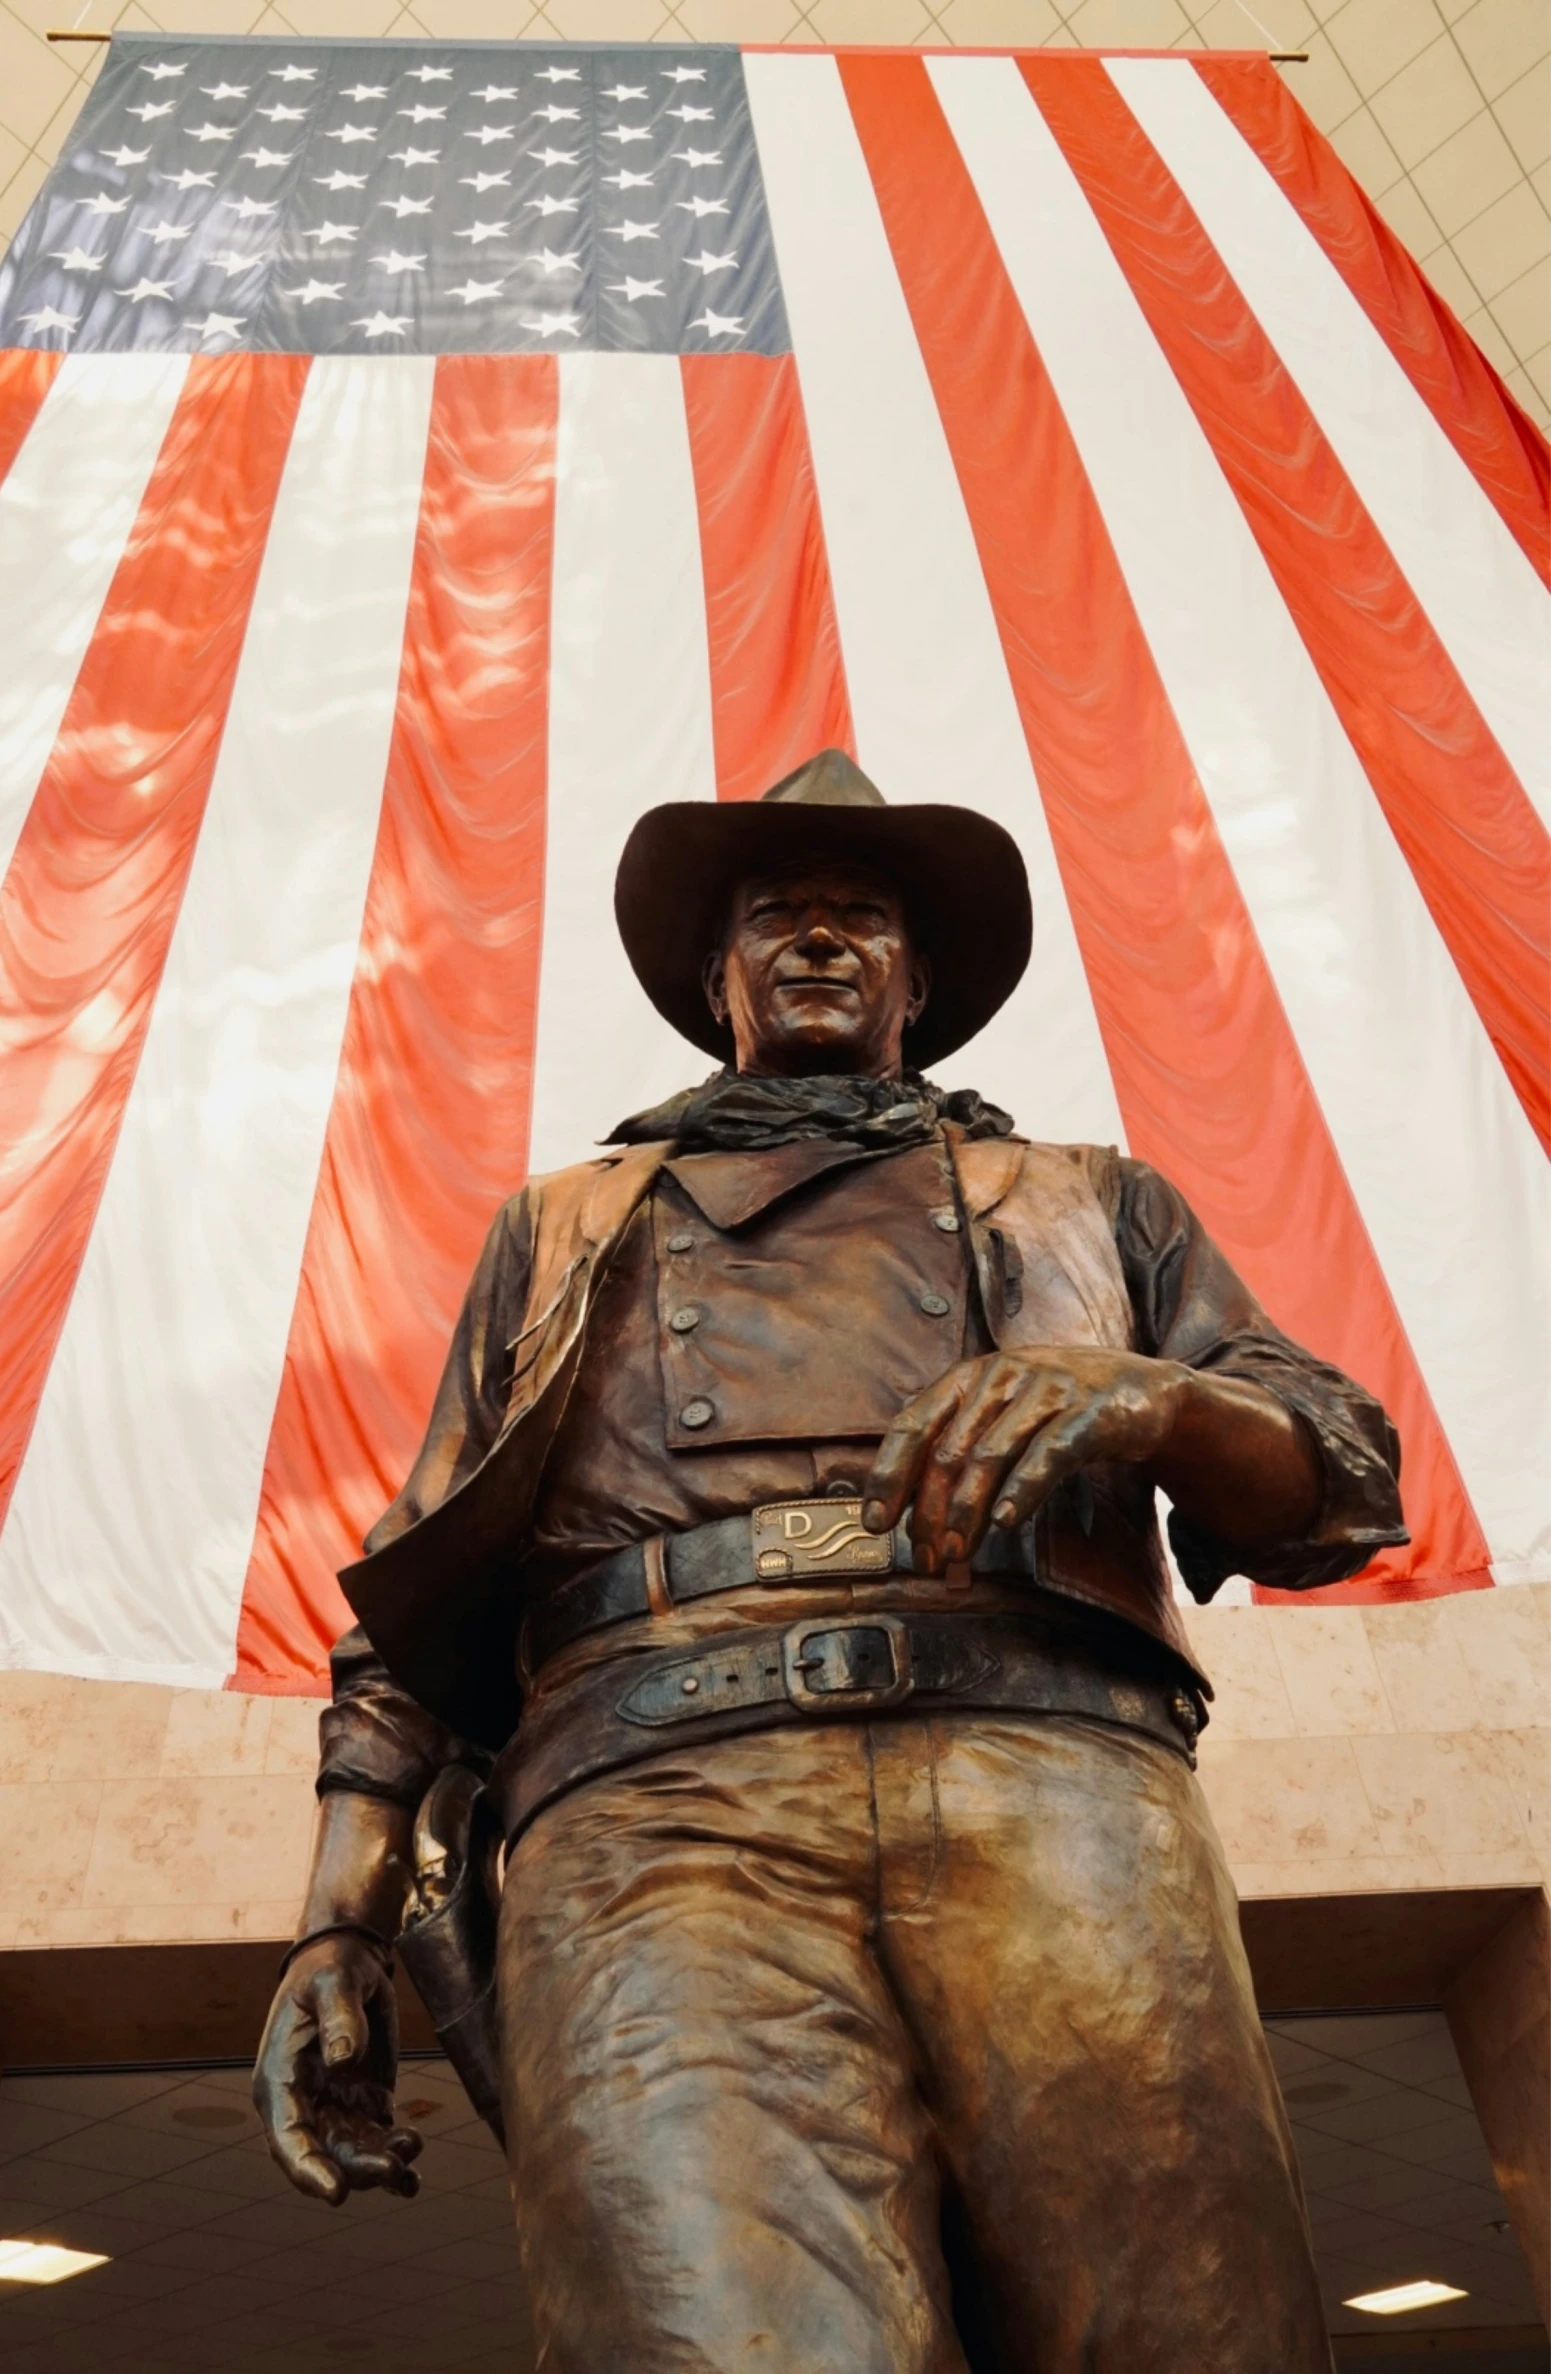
[862,1346,1189,1576]
[254,1933,424,2206]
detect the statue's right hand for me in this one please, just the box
[253,1934,423,2207]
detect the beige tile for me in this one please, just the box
[1267,1606,1396,1736]
[0,1782,102,1945]
[145,0,274,28]
[1492,58,1551,174]
[1418,235,1486,315]
[1363,1600,1484,1733]
[262,1692,326,1775]
[80,1775,316,1911]
[930,0,1061,42]
[805,0,934,36]
[1196,1735,1384,1864]
[1410,102,1524,233]
[1450,173,1551,296]
[1064,0,1192,43]
[1491,251,1549,359]
[1368,33,1483,167]
[1534,157,1550,207]
[1328,101,1405,193]
[160,1691,274,1780]
[1492,1725,1551,1878]
[45,1679,172,1781]
[1450,0,1549,104]
[407,0,536,31]
[0,5,81,150]
[1321,0,1443,96]
[545,0,672,31]
[1445,1585,1551,1727]
[1375,173,1449,254]
[272,0,403,27]
[1522,337,1550,402]
[0,117,26,190]
[1353,1730,1528,1863]
[1287,27,1363,133]
[1191,0,1319,49]
[1461,293,1521,370]
[1178,1607,1298,1740]
[673,0,806,33]
[0,1671,86,1784]
[1229,1853,1454,1898]
[25,1895,302,1946]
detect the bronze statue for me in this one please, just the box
[255,752,1406,2371]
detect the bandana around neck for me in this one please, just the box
[607,1070,1016,1155]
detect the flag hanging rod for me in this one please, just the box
[46,27,1308,52]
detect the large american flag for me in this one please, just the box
[0,35,1545,1699]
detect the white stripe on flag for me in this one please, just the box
[0,356,434,1686]
[1108,57,1551,823]
[743,52,1124,1152]
[527,351,717,1179]
[932,55,1550,1575]
[0,355,188,887]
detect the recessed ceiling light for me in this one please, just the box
[0,2240,109,2285]
[1344,2280,1468,2316]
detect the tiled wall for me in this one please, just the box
[1,0,1545,426]
[0,1588,1544,1953]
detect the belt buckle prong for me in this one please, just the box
[782,1614,913,1714]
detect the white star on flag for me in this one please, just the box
[269,65,317,81]
[139,60,186,79]
[304,221,359,243]
[602,126,652,145]
[457,220,510,243]
[529,148,578,168]
[533,106,578,123]
[210,250,264,278]
[466,125,515,145]
[676,148,723,169]
[50,248,103,272]
[144,220,194,245]
[389,149,439,169]
[524,194,577,217]
[287,279,344,302]
[462,171,511,191]
[104,145,150,168]
[341,84,387,101]
[186,124,236,143]
[258,105,307,122]
[197,311,245,338]
[521,311,580,337]
[20,305,78,332]
[690,307,744,337]
[470,85,517,102]
[406,65,453,81]
[380,194,433,216]
[159,169,215,190]
[448,276,502,304]
[667,105,714,122]
[315,171,367,191]
[675,195,728,217]
[687,248,737,275]
[535,66,581,81]
[602,84,646,101]
[82,194,131,216]
[223,196,278,219]
[128,103,175,122]
[370,250,426,273]
[605,219,659,241]
[532,246,580,275]
[326,125,377,144]
[202,82,249,100]
[127,278,175,303]
[662,66,707,81]
[608,276,663,302]
[603,169,654,189]
[398,105,446,123]
[242,148,292,169]
[352,310,412,335]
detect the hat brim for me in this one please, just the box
[613,800,1032,1068]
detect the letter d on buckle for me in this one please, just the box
[782,1616,913,1714]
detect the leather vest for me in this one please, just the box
[342,1128,1193,1749]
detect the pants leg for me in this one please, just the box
[870,1714,1333,2374]
[498,1727,966,2374]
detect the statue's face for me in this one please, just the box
[704,865,931,1078]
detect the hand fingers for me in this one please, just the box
[385,2125,425,2166]
[262,2092,348,2206]
[991,1410,1102,1531]
[910,1368,1046,1571]
[940,1376,1084,1560]
[330,2132,421,2195]
[863,1369,972,1534]
[312,1964,370,2071]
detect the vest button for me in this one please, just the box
[669,1306,701,1334]
[919,1291,952,1317]
[932,1211,961,1233]
[679,1398,715,1429]
[666,1232,695,1253]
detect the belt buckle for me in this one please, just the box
[782,1615,913,1714]
[751,1496,895,1584]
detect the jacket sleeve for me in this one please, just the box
[1106,1156,1408,1600]
[315,1192,534,1803]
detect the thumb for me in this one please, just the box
[312,1966,370,2070]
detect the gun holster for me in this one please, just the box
[397,1765,505,2146]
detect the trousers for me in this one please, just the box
[498,1711,1333,2374]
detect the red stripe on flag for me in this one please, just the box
[0,350,62,487]
[1196,57,1550,588]
[233,355,557,1691]
[1029,57,1550,1154]
[0,353,307,1533]
[841,53,1491,1604]
[682,352,854,804]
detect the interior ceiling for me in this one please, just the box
[0,2011,1543,2371]
[0,0,1545,431]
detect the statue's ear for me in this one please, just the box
[906,952,932,1028]
[703,948,728,1025]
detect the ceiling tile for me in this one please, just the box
[673,0,806,38]
[272,0,406,30]
[1286,28,1363,131]
[0,7,82,153]
[1327,102,1404,192]
[1066,0,1193,43]
[542,0,672,30]
[1451,0,1550,104]
[1410,101,1524,233]
[931,0,1063,43]
[1487,252,1549,356]
[1322,0,1445,95]
[1492,58,1551,173]
[804,0,934,39]
[1451,174,1551,296]
[1373,173,1444,256]
[1367,31,1483,166]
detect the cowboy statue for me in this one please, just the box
[255,754,1405,2373]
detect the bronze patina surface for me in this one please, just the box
[255,752,1405,2370]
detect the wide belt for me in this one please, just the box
[494,1608,1204,1843]
[521,1495,1039,1676]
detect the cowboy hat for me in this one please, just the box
[613,749,1032,1067]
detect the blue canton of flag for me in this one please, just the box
[0,35,790,357]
